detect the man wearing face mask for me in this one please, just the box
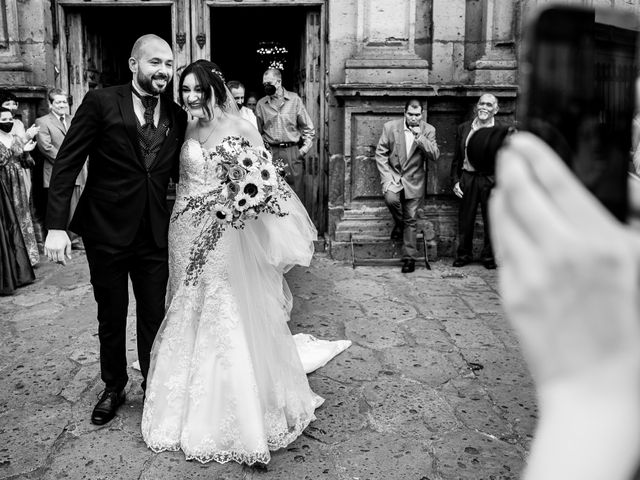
[450,93,501,269]
[255,68,315,201]
[227,80,258,130]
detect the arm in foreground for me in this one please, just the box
[490,132,640,480]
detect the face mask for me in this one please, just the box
[263,83,277,96]
[0,122,13,133]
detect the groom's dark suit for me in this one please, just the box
[46,84,187,392]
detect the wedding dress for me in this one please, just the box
[141,137,349,465]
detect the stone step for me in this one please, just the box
[329,239,437,262]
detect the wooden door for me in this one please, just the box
[300,9,327,235]
[56,1,190,108]
[64,11,90,113]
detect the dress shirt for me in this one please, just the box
[255,88,315,153]
[131,82,160,128]
[462,117,495,172]
[239,106,258,130]
[404,124,416,158]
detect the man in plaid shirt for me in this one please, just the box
[255,68,315,201]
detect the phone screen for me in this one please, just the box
[519,7,639,222]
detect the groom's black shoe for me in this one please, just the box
[91,389,126,425]
[401,259,415,273]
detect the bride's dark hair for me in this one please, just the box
[178,59,228,119]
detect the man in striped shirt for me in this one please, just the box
[255,68,315,201]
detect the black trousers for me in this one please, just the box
[84,218,168,392]
[383,189,421,260]
[456,170,495,261]
[271,145,304,201]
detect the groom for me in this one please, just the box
[45,34,187,425]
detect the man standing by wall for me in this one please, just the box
[450,93,500,269]
[255,68,314,201]
[375,98,440,273]
[36,88,88,250]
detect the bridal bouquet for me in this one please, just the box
[174,136,292,284]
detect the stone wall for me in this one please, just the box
[1,0,52,124]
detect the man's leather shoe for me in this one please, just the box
[91,389,126,425]
[401,259,415,273]
[452,256,471,267]
[483,259,497,270]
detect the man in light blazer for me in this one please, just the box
[375,98,440,273]
[36,88,88,249]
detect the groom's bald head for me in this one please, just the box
[130,34,171,60]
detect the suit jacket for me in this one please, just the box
[46,84,187,248]
[36,112,88,188]
[374,118,440,199]
[451,119,504,185]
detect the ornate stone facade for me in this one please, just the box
[3,0,640,260]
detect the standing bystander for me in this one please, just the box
[451,93,501,269]
[374,98,440,273]
[255,68,314,201]
[36,88,88,250]
[227,80,258,130]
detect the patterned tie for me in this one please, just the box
[141,96,158,128]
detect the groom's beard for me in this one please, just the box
[137,71,170,95]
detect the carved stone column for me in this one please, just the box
[471,0,518,84]
[0,0,31,84]
[344,0,429,84]
[430,0,467,84]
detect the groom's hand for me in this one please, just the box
[44,230,72,265]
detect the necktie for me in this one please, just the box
[59,115,66,131]
[141,96,158,128]
[131,87,158,128]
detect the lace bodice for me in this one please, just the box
[176,138,222,199]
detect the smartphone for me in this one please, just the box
[519,6,639,222]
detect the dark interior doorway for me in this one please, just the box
[210,7,308,97]
[71,6,172,89]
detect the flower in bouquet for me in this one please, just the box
[226,181,240,199]
[238,151,258,169]
[214,162,229,181]
[239,172,263,206]
[259,162,278,187]
[211,203,232,224]
[233,193,252,212]
[228,165,246,182]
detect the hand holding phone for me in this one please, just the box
[519,6,639,222]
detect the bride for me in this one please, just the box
[141,60,346,465]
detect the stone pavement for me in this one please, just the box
[0,252,536,480]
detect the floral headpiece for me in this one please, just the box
[212,68,225,83]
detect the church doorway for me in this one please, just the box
[54,1,188,112]
[209,5,327,233]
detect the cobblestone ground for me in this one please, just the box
[0,252,536,480]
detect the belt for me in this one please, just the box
[269,141,297,148]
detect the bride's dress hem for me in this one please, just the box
[143,413,316,465]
